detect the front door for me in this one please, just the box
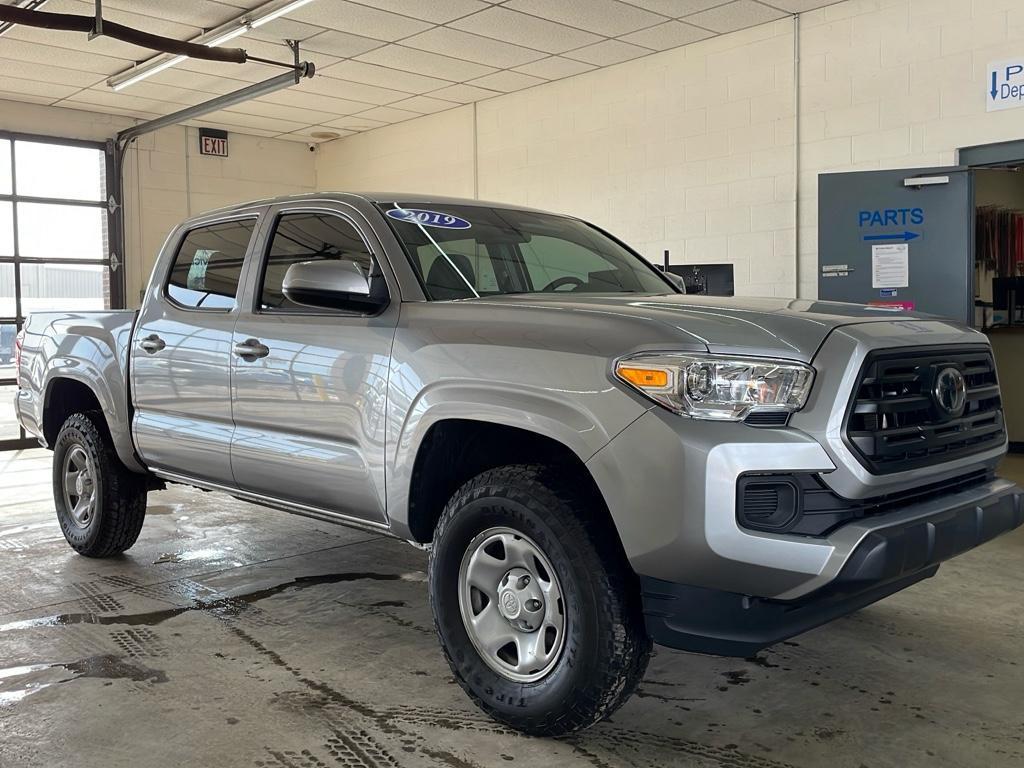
[131,215,259,484]
[229,204,397,524]
[818,166,974,325]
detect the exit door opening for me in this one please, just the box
[963,141,1024,453]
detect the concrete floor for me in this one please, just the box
[1,449,1022,768]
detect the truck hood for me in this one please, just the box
[473,293,948,362]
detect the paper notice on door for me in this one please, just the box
[871,244,909,289]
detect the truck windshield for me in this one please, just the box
[378,202,674,300]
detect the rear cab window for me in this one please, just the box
[166,218,257,310]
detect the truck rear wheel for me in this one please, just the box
[428,464,652,736]
[53,412,148,558]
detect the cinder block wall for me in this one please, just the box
[318,0,1024,300]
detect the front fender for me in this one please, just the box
[386,378,648,538]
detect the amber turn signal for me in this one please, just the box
[616,366,669,388]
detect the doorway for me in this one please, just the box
[964,142,1024,452]
[0,132,121,450]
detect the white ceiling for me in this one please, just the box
[0,0,843,143]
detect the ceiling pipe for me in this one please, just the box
[0,3,246,62]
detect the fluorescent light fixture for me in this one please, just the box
[107,0,316,91]
[112,55,186,91]
[203,24,249,47]
[251,0,316,28]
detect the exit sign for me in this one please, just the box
[198,128,228,157]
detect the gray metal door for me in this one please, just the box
[131,214,259,485]
[229,203,398,525]
[818,166,974,325]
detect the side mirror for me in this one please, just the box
[282,259,386,312]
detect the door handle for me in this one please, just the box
[139,334,165,354]
[233,338,270,360]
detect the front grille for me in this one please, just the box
[845,346,1005,473]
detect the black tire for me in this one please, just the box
[52,411,148,557]
[428,464,652,736]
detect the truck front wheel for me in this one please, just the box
[428,464,652,736]
[53,412,148,557]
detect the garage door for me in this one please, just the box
[0,132,122,450]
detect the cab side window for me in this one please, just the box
[259,211,381,311]
[166,219,256,310]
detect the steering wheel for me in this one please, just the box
[541,276,585,292]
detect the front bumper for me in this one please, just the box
[641,478,1023,656]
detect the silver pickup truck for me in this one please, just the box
[15,193,1023,736]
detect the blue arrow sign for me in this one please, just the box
[991,70,999,100]
[863,231,920,242]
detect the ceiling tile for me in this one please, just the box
[467,70,546,93]
[188,119,282,138]
[258,87,375,116]
[387,95,462,114]
[618,0,732,16]
[346,0,489,24]
[223,98,338,127]
[289,0,433,42]
[564,39,652,66]
[146,67,255,96]
[426,83,500,103]
[324,115,389,132]
[0,37,129,75]
[620,20,714,49]
[281,126,356,142]
[0,91,57,107]
[190,109,307,134]
[317,60,453,93]
[60,100,162,120]
[0,78,80,101]
[356,45,496,82]
[504,0,668,36]
[512,56,596,80]
[682,0,787,32]
[353,105,422,123]
[765,1,840,11]
[401,27,546,69]
[111,80,218,106]
[300,30,385,58]
[450,7,602,54]
[102,0,245,28]
[246,17,327,43]
[63,88,193,115]
[297,76,411,105]
[0,57,105,88]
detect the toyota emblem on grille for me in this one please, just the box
[933,367,967,417]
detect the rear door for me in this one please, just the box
[817,167,974,325]
[229,202,399,524]
[131,213,260,484]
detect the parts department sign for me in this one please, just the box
[987,59,1024,112]
[198,128,228,157]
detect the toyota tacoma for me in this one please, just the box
[14,193,1023,736]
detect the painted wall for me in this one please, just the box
[317,0,1024,299]
[0,100,316,307]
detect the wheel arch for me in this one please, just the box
[400,418,625,556]
[42,375,146,473]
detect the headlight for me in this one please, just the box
[614,353,814,421]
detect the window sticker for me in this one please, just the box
[187,249,214,289]
[386,208,471,230]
